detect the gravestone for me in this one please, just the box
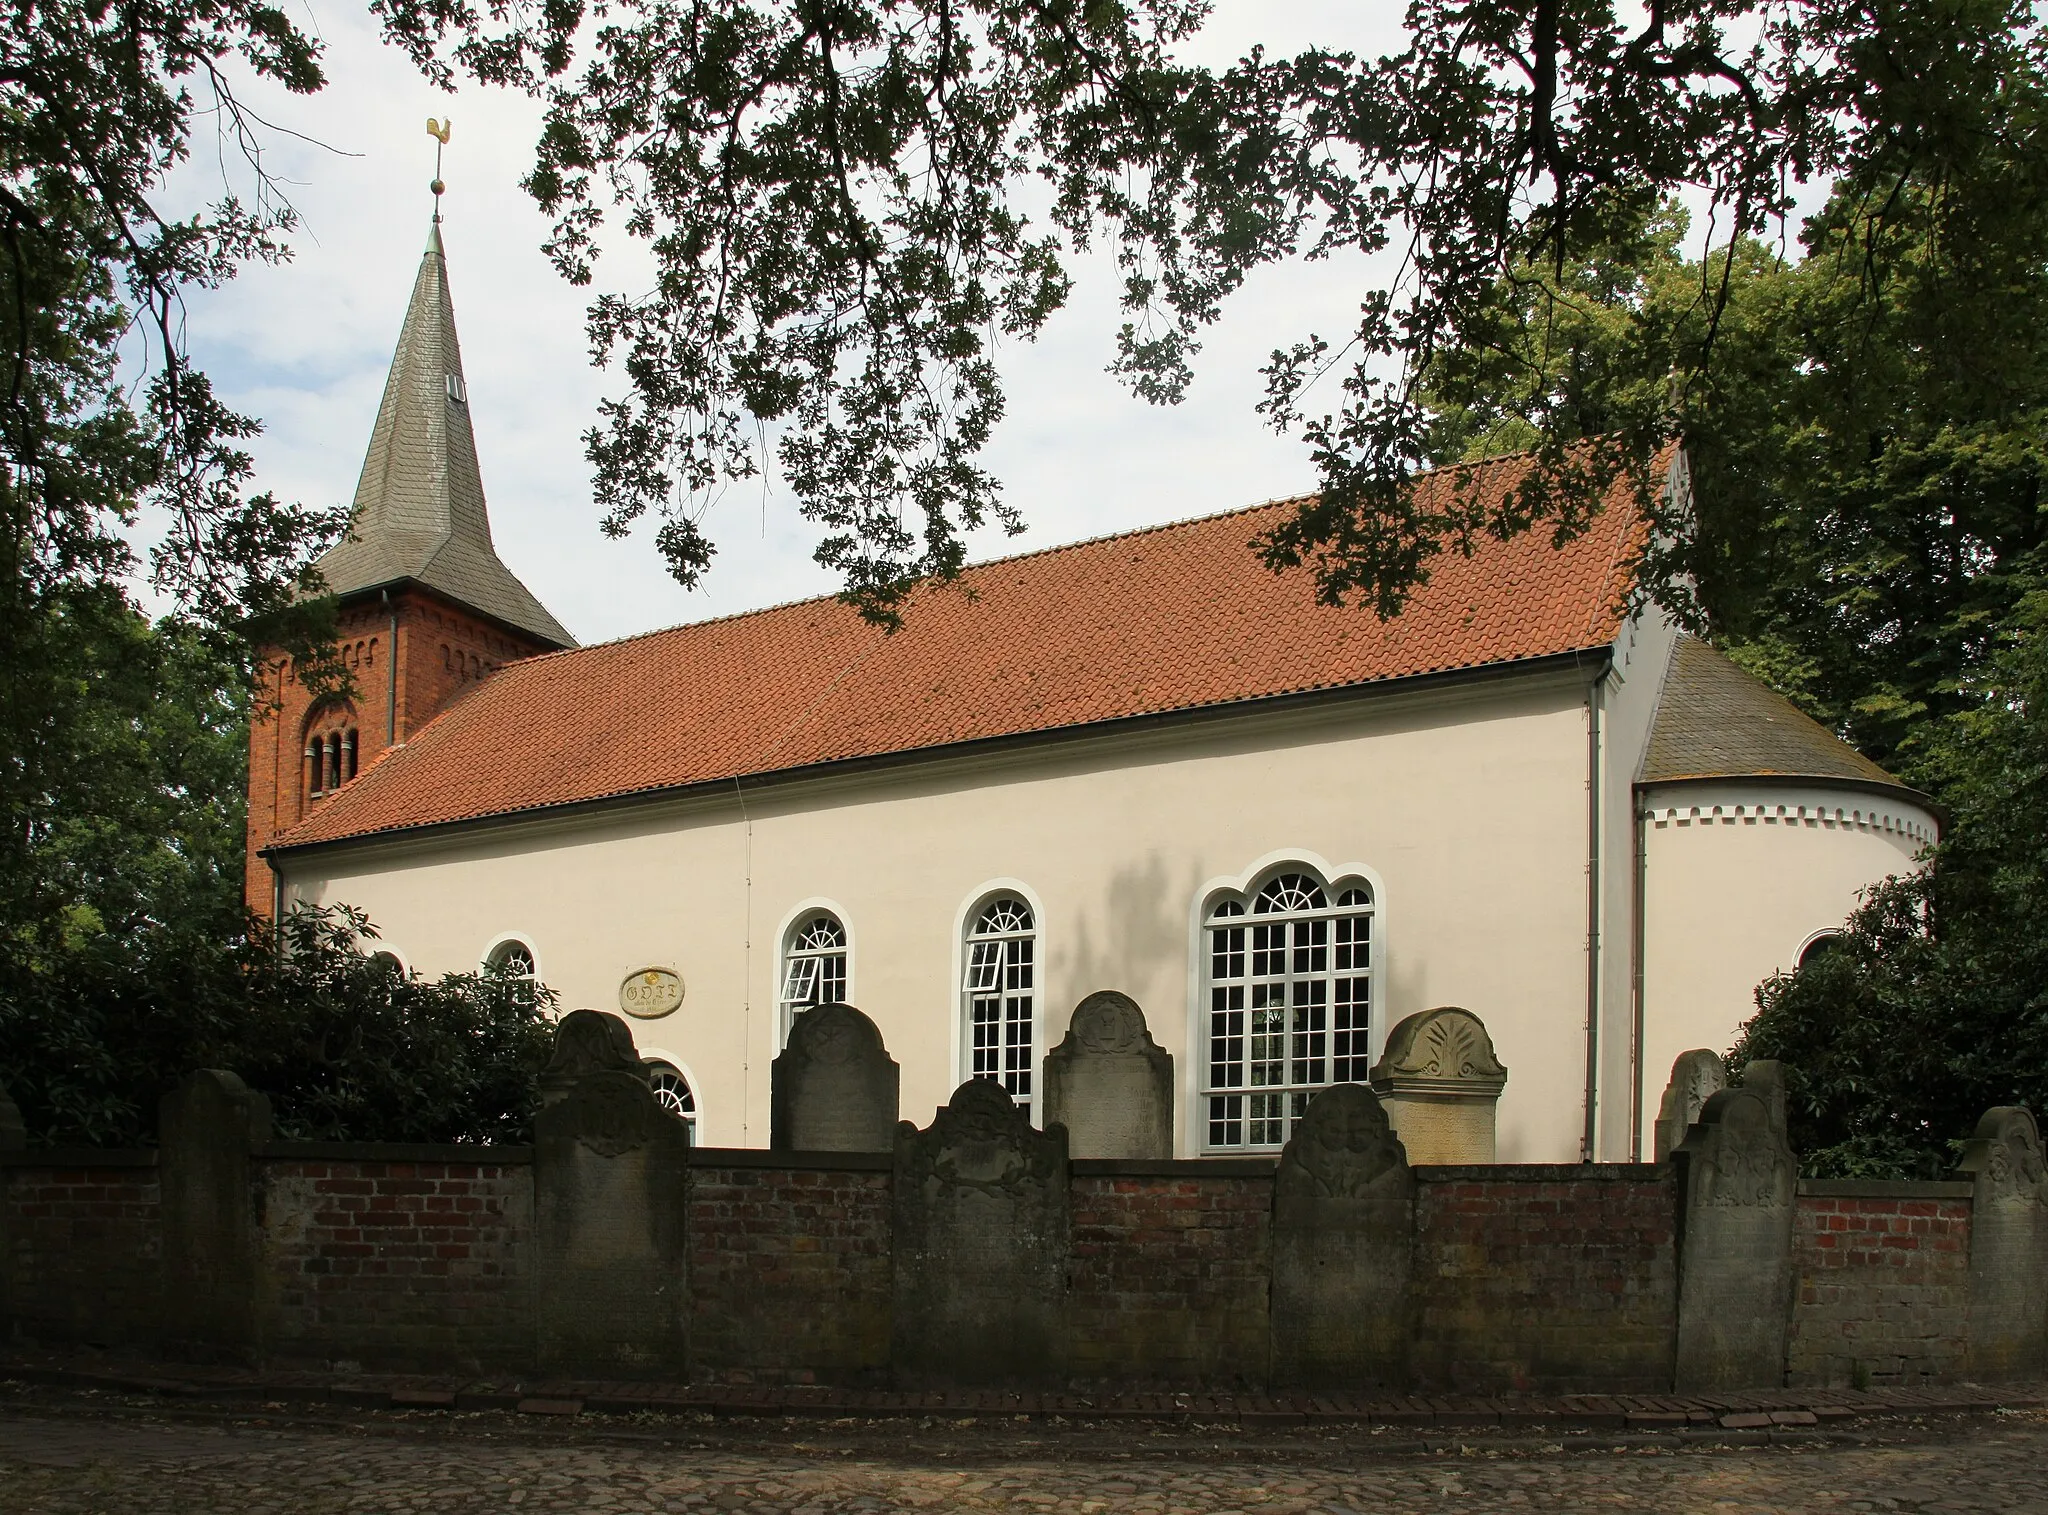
[534,1009,691,1372]
[1368,1007,1507,1164]
[159,1069,273,1359]
[0,1084,21,1335]
[892,1079,1069,1383]
[1653,1050,1727,1162]
[540,1007,645,1105]
[1741,1059,1790,1135]
[1672,1086,1797,1391]
[1954,1106,2048,1380]
[1041,991,1174,1159]
[1270,1083,1414,1387]
[0,1084,22,1153]
[772,1002,900,1152]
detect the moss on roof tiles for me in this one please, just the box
[1641,637,1909,793]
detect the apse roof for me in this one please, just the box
[271,448,1668,853]
[1640,636,1913,795]
[311,221,575,649]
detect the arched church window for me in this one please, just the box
[325,732,342,792]
[344,729,359,782]
[963,894,1037,1112]
[779,911,848,1038]
[306,739,324,798]
[1200,868,1375,1152]
[1797,932,1844,971]
[646,1061,697,1144]
[484,938,539,1011]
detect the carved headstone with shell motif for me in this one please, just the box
[1369,1007,1507,1164]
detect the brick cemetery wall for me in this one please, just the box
[4,1049,2040,1396]
[1785,1181,1974,1389]
[258,1146,535,1370]
[1411,1166,1678,1392]
[1,1153,163,1349]
[685,1152,893,1383]
[1066,1162,1273,1386]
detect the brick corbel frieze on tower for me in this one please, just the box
[244,220,574,914]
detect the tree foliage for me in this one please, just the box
[1732,595,2048,1178]
[1,900,558,1147]
[0,598,552,1146]
[369,0,2047,624]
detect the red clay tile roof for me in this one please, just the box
[273,451,1663,851]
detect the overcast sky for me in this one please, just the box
[177,4,1411,645]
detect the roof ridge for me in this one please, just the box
[499,490,1323,667]
[505,459,1564,666]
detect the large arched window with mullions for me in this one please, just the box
[482,936,539,1012]
[962,893,1038,1114]
[779,909,850,1041]
[1200,867,1375,1152]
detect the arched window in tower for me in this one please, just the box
[779,911,849,1039]
[1200,868,1375,1152]
[326,732,343,792]
[305,740,324,798]
[963,894,1037,1111]
[484,938,539,1011]
[646,1061,697,1144]
[344,729,359,782]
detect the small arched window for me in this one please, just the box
[1201,869,1374,1152]
[780,911,848,1037]
[344,728,359,782]
[306,739,324,797]
[963,894,1037,1111]
[484,938,538,1011]
[647,1061,697,1145]
[1798,932,1844,971]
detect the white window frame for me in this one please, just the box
[774,899,855,1045]
[480,931,542,1012]
[954,881,1045,1119]
[1186,851,1385,1156]
[641,1053,701,1146]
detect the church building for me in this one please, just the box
[247,222,1938,1164]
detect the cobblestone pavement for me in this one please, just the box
[2,1407,2046,1514]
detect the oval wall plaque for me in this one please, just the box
[619,967,684,1019]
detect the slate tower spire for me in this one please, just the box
[311,222,574,648]
[244,218,574,913]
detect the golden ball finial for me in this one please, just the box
[431,178,445,196]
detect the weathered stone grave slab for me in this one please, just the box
[160,1069,272,1359]
[892,1079,1068,1383]
[772,1002,899,1152]
[1955,1105,2048,1380]
[534,1010,690,1373]
[1369,1007,1507,1163]
[1654,1049,1727,1162]
[1041,991,1173,1159]
[1270,1083,1413,1387]
[1672,1084,1797,1391]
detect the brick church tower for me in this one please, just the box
[245,219,575,913]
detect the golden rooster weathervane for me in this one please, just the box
[427,117,452,219]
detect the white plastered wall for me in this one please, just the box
[1637,781,1937,1133]
[280,670,1607,1161]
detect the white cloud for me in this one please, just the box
[176,0,1406,645]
